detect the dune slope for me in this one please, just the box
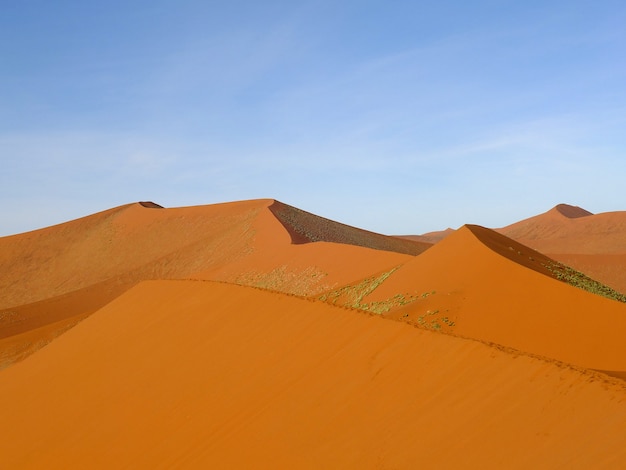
[1,280,625,469]
[269,200,430,255]
[0,199,420,366]
[498,204,626,293]
[0,199,266,309]
[0,199,422,309]
[337,224,626,370]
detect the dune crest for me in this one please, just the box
[0,199,419,366]
[326,224,626,370]
[269,200,430,255]
[137,201,164,209]
[553,203,593,218]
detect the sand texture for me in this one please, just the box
[1,199,626,468]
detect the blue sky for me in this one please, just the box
[2,0,625,236]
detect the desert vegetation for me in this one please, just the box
[543,261,626,303]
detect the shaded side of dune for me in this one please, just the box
[269,200,430,256]
[554,203,593,218]
[466,224,626,303]
[331,224,626,370]
[0,278,133,369]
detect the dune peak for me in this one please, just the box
[553,204,593,218]
[138,201,164,209]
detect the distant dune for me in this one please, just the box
[497,203,626,292]
[397,227,454,244]
[498,203,626,253]
[1,199,626,467]
[325,224,626,371]
[400,203,626,294]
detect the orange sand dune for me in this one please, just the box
[497,203,626,294]
[0,199,267,363]
[0,279,129,341]
[0,313,86,370]
[1,280,625,469]
[0,199,423,309]
[498,203,626,254]
[0,199,265,309]
[398,227,455,244]
[348,225,626,370]
[399,203,626,293]
[193,202,414,295]
[0,279,131,368]
[0,199,420,364]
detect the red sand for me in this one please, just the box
[0,199,416,366]
[352,224,626,370]
[497,204,626,294]
[499,204,626,254]
[400,204,626,294]
[2,199,626,467]
[1,280,625,469]
[398,227,455,244]
[0,199,419,308]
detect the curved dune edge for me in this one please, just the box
[0,199,418,366]
[0,278,134,369]
[0,198,419,309]
[3,199,625,373]
[194,201,414,296]
[268,200,430,255]
[336,225,626,370]
[554,203,593,218]
[401,204,626,295]
[1,280,625,469]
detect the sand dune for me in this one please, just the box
[0,199,266,365]
[270,201,430,255]
[193,201,415,296]
[401,203,626,293]
[2,199,626,467]
[499,203,626,254]
[0,199,422,309]
[338,224,626,370]
[497,203,626,294]
[398,227,455,244]
[0,199,419,365]
[0,278,131,369]
[1,280,625,469]
[0,199,263,309]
